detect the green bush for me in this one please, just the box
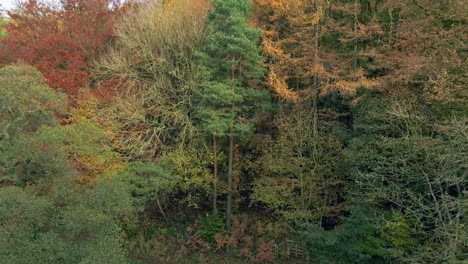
[0,182,135,264]
[197,213,225,244]
[0,65,67,140]
[301,204,388,264]
[346,92,466,263]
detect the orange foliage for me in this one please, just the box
[253,0,382,101]
[1,0,121,97]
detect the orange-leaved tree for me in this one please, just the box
[1,0,120,97]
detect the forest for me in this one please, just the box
[0,0,466,263]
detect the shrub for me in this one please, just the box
[197,213,225,244]
[0,185,134,263]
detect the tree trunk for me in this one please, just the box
[313,0,320,149]
[353,0,358,69]
[226,134,234,228]
[156,197,168,222]
[213,134,218,213]
[313,0,323,225]
[226,63,236,228]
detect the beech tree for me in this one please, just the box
[1,0,119,96]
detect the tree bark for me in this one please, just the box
[213,134,218,213]
[156,197,168,222]
[226,63,236,228]
[313,0,320,152]
[226,134,234,228]
[353,0,358,69]
[313,0,323,225]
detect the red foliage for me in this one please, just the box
[1,0,120,97]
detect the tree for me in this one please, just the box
[0,65,123,188]
[346,91,466,263]
[195,81,244,213]
[252,0,368,226]
[252,101,346,223]
[253,0,377,100]
[96,0,209,160]
[198,0,268,227]
[1,0,120,96]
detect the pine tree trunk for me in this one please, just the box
[226,134,234,228]
[213,134,218,213]
[353,0,358,69]
[226,63,236,228]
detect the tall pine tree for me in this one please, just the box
[196,0,268,227]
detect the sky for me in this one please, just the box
[1,0,126,14]
[1,0,22,12]
[1,0,55,13]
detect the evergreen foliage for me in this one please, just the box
[196,0,269,138]
[301,204,388,264]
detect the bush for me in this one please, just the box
[0,182,135,263]
[301,204,388,264]
[197,213,225,244]
[0,65,66,140]
[346,92,467,263]
[0,187,132,264]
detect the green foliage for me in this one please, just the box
[119,160,180,211]
[168,141,217,209]
[203,0,265,81]
[0,64,131,264]
[0,183,133,264]
[196,0,269,138]
[301,204,388,264]
[0,125,77,186]
[1,119,123,187]
[80,177,138,230]
[195,81,243,136]
[197,213,225,244]
[0,65,67,141]
[346,92,467,263]
[382,212,419,252]
[0,14,7,38]
[252,102,345,222]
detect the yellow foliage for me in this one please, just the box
[267,70,298,101]
[64,93,125,184]
[254,0,385,101]
[56,19,65,32]
[168,142,215,209]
